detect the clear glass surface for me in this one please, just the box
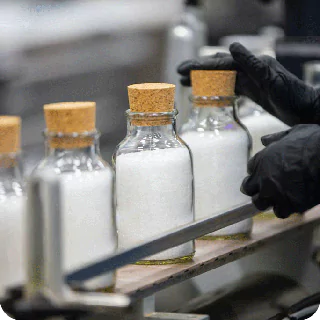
[33,131,117,291]
[240,99,289,157]
[113,110,195,264]
[180,96,253,240]
[0,152,25,297]
[0,153,24,199]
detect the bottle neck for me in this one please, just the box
[45,131,100,158]
[189,96,237,126]
[190,105,234,127]
[0,153,24,197]
[127,122,176,137]
[126,111,177,138]
[47,144,98,158]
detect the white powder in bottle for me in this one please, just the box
[0,196,25,297]
[61,170,116,289]
[116,148,194,261]
[242,111,289,156]
[181,130,252,237]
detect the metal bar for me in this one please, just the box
[25,175,45,298]
[145,313,209,320]
[67,203,258,283]
[42,174,65,299]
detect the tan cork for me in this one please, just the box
[128,83,175,126]
[191,70,236,107]
[0,116,21,167]
[0,116,21,153]
[44,102,96,149]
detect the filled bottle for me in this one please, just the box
[0,116,25,297]
[32,102,117,291]
[180,71,252,239]
[113,83,195,264]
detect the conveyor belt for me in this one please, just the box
[116,207,320,300]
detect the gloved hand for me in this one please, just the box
[177,42,320,126]
[241,124,320,218]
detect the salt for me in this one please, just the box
[116,148,194,261]
[0,196,25,297]
[242,111,289,156]
[181,129,252,236]
[60,170,116,288]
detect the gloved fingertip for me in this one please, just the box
[241,176,259,196]
[273,205,292,219]
[177,59,200,75]
[180,76,191,87]
[252,194,272,211]
[261,129,290,146]
[229,42,254,62]
[261,134,274,147]
[229,42,246,54]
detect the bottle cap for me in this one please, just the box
[128,83,175,126]
[191,70,236,106]
[44,102,96,149]
[0,116,21,153]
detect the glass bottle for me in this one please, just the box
[240,100,290,157]
[113,83,195,264]
[180,70,252,240]
[32,102,117,291]
[0,116,25,297]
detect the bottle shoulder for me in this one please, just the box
[33,152,113,176]
[181,118,246,134]
[114,132,189,157]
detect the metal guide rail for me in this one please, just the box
[115,211,320,300]
[2,173,320,320]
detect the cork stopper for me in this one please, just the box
[0,116,21,153]
[191,70,236,107]
[0,116,21,167]
[128,83,175,126]
[44,102,96,149]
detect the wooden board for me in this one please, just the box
[115,207,320,301]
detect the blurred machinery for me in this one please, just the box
[0,0,183,174]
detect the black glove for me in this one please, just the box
[241,124,320,218]
[177,42,320,126]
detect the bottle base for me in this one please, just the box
[199,233,250,241]
[254,212,303,221]
[135,253,195,265]
[96,284,115,293]
[72,283,115,293]
[254,211,275,220]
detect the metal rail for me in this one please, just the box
[26,171,258,285]
[13,171,259,319]
[66,203,258,284]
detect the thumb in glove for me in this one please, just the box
[261,129,291,146]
